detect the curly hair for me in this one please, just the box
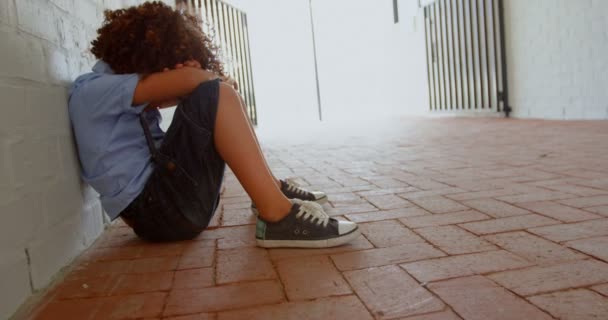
[91,1,223,75]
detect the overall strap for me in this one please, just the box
[139,112,159,162]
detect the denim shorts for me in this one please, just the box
[120,79,226,241]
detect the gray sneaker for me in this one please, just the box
[251,179,328,215]
[256,199,360,248]
[281,178,328,204]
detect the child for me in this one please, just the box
[69,1,359,248]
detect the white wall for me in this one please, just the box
[311,0,429,121]
[0,1,173,318]
[221,0,429,129]
[223,0,608,124]
[221,0,321,129]
[505,0,608,119]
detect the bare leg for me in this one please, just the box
[237,94,281,188]
[214,83,290,222]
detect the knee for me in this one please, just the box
[218,82,240,102]
[218,82,244,111]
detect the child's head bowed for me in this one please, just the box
[91,1,224,75]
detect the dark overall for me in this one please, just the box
[120,79,226,241]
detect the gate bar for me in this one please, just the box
[490,0,502,112]
[309,0,323,121]
[481,0,491,109]
[439,1,448,110]
[454,0,463,109]
[424,8,434,111]
[448,0,456,110]
[497,0,511,116]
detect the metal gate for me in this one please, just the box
[423,0,510,116]
[179,0,258,124]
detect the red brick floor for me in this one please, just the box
[24,118,608,319]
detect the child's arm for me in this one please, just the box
[132,67,218,106]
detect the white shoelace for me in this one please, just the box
[284,177,301,187]
[292,199,330,227]
[286,183,308,197]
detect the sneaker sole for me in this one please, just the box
[251,196,329,216]
[256,227,360,249]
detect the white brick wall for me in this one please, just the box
[0,250,31,320]
[0,1,173,318]
[505,0,608,119]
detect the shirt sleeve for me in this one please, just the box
[72,73,149,117]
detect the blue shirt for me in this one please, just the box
[69,61,165,219]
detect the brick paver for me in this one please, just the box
[559,195,608,208]
[164,281,284,316]
[484,231,585,265]
[216,247,276,284]
[446,188,524,201]
[217,296,374,320]
[528,218,608,242]
[109,271,174,295]
[177,241,216,270]
[325,202,379,217]
[331,242,445,271]
[586,205,608,216]
[69,256,179,279]
[459,214,559,235]
[402,250,531,282]
[400,309,463,320]
[344,265,445,319]
[516,201,601,222]
[25,118,608,320]
[398,187,466,200]
[497,191,573,204]
[543,184,608,196]
[328,192,369,206]
[565,236,608,262]
[276,255,351,300]
[528,289,608,320]
[220,208,256,226]
[359,220,425,247]
[365,194,413,210]
[460,198,530,218]
[400,210,490,228]
[173,268,214,289]
[489,260,608,296]
[165,314,215,320]
[428,276,553,320]
[345,207,430,223]
[414,225,497,254]
[592,283,608,296]
[409,196,469,214]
